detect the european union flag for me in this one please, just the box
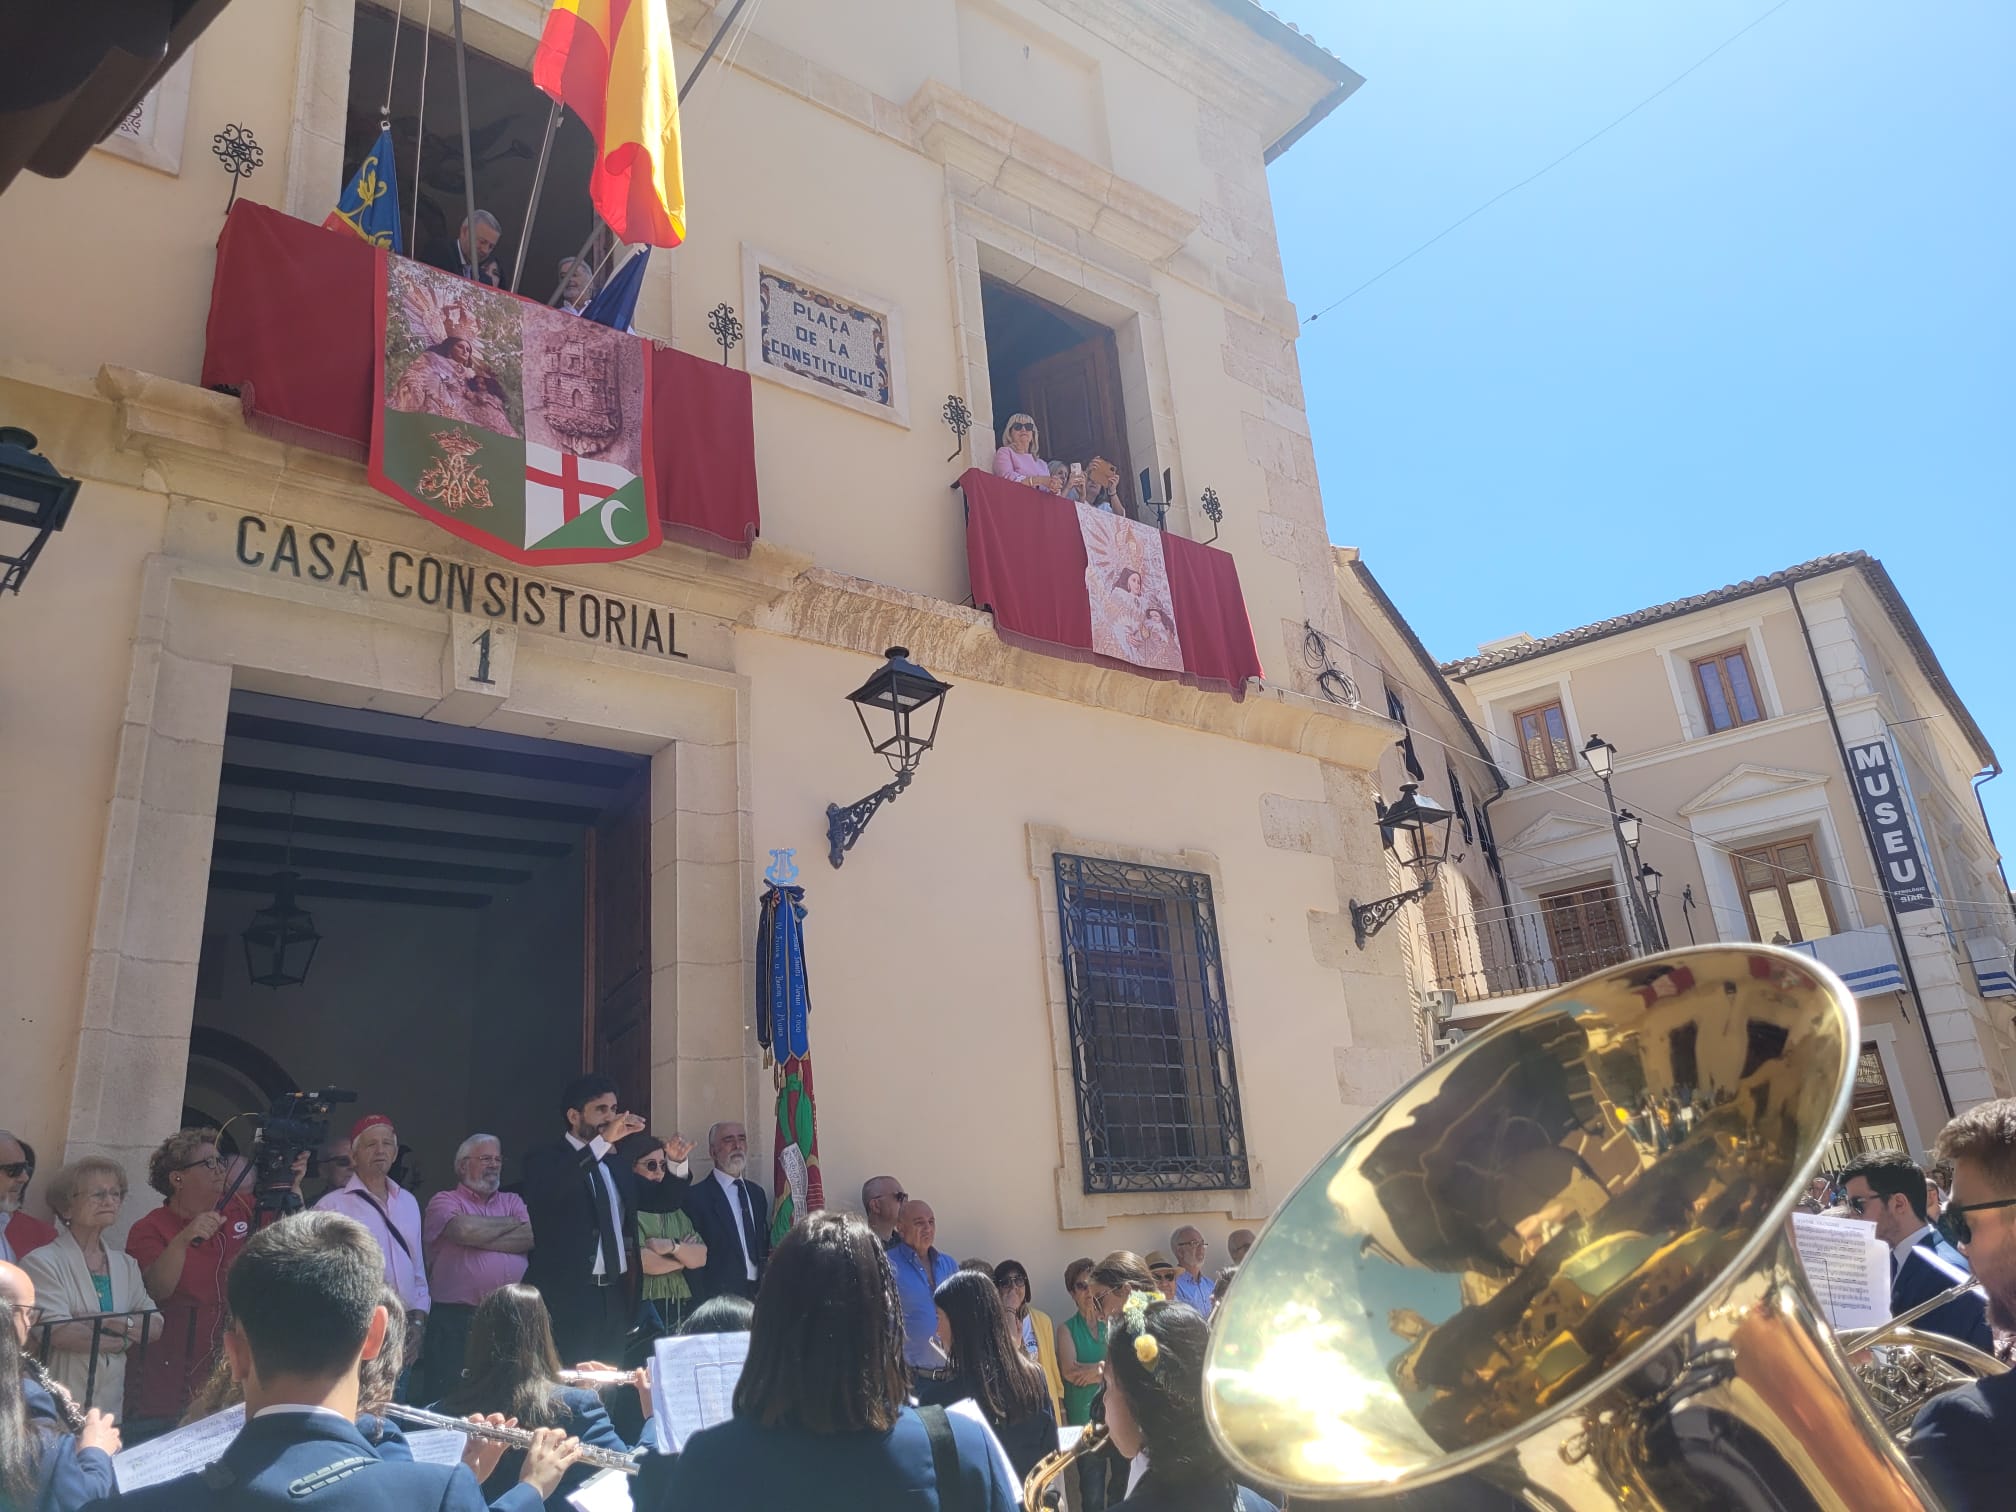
[581,248,649,331]
[323,125,403,254]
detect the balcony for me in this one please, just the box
[1966,928,2016,999]
[956,466,1263,698]
[1421,885,1640,1011]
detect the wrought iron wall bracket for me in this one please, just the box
[826,768,913,868]
[1351,866,1442,949]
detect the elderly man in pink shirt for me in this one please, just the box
[421,1132,533,1399]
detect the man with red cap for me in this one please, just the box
[316,1113,429,1397]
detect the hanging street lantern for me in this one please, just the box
[826,647,952,868]
[0,427,80,595]
[1352,783,1458,948]
[243,872,321,988]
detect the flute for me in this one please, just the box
[382,1403,641,1474]
[557,1368,634,1387]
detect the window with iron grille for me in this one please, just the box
[1053,854,1250,1193]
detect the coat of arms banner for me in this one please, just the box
[368,253,663,565]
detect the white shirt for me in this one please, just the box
[254,1404,355,1424]
[567,1133,629,1277]
[712,1167,758,1281]
[1893,1222,1939,1270]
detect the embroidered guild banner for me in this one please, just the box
[1079,503,1185,673]
[369,254,662,565]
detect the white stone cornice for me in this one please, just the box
[906,81,1199,264]
[747,565,1396,766]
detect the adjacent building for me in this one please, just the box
[0,1,1422,1310]
[1431,553,2015,1165]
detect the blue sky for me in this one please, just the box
[1263,2,2013,836]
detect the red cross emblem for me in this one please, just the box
[525,448,595,522]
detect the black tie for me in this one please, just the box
[587,1161,622,1276]
[735,1179,758,1267]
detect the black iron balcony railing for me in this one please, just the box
[23,1305,173,1414]
[1422,884,1637,1006]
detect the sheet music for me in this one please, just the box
[651,1330,750,1450]
[1791,1211,1892,1330]
[112,1404,245,1491]
[567,1466,635,1512]
[404,1429,468,1466]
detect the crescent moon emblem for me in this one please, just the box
[597,493,634,545]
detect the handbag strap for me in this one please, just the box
[918,1404,971,1512]
[350,1188,415,1265]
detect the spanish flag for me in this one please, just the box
[533,0,686,247]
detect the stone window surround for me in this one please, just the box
[1678,768,1866,940]
[1482,675,1583,790]
[64,545,759,1229]
[1653,612,1785,743]
[1026,824,1271,1229]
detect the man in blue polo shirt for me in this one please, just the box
[889,1198,957,1377]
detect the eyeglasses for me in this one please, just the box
[1844,1195,1882,1214]
[1937,1196,2016,1248]
[7,1304,47,1328]
[322,1156,354,1169]
[636,1159,667,1175]
[176,1157,225,1174]
[1070,1280,1091,1294]
[1009,423,1032,432]
[0,1162,31,1180]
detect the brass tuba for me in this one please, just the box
[1205,944,1944,1508]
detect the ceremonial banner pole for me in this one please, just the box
[511,100,564,294]
[449,0,480,275]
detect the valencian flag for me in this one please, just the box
[533,0,686,247]
[758,882,824,1243]
[367,254,663,565]
[322,125,403,253]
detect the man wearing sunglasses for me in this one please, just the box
[1,1128,56,1265]
[1837,1148,1991,1355]
[1906,1099,2016,1512]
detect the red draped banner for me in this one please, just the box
[202,202,758,558]
[960,468,1263,697]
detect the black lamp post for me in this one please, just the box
[0,428,80,595]
[243,873,322,988]
[1351,783,1458,948]
[1640,862,1669,949]
[826,646,951,868]
[1581,733,1657,953]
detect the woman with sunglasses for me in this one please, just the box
[992,1258,1062,1420]
[1057,1257,1112,1509]
[618,1131,707,1350]
[122,1128,258,1429]
[993,412,1064,492]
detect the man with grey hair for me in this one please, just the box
[861,1174,905,1247]
[424,208,503,286]
[684,1120,769,1303]
[1170,1225,1216,1315]
[421,1133,533,1398]
[556,255,595,313]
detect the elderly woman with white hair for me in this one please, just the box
[992,412,1063,492]
[20,1157,154,1420]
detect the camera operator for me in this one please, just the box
[124,1128,306,1430]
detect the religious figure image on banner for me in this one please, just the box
[369,251,663,566]
[1080,504,1185,673]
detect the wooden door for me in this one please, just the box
[1540,884,1630,980]
[1019,333,1135,511]
[583,774,651,1120]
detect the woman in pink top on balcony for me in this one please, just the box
[993,413,1063,492]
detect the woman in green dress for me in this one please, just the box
[617,1132,708,1348]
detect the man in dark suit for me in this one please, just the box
[520,1073,692,1365]
[1838,1148,1992,1353]
[1908,1099,2016,1511]
[103,1211,576,1510]
[420,210,503,287]
[682,1121,770,1302]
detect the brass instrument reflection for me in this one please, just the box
[1206,945,1936,1509]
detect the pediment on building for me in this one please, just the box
[905,81,1199,263]
[1679,764,1830,817]
[1502,811,1612,852]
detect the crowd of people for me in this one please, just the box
[8,1086,2016,1509]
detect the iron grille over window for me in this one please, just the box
[1053,854,1250,1193]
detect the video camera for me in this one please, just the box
[238,1086,356,1221]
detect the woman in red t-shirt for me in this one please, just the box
[121,1129,253,1427]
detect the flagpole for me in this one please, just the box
[510,100,563,294]
[450,0,481,278]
